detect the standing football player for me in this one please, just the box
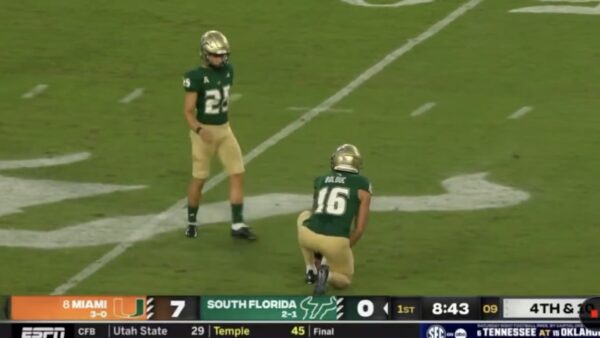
[182,30,256,241]
[297,144,372,295]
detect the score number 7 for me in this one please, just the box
[170,300,186,318]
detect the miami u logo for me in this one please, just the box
[114,298,145,318]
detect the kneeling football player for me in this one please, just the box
[297,144,372,295]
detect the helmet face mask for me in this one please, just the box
[330,144,362,173]
[200,30,230,67]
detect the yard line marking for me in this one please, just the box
[287,106,354,113]
[539,0,599,3]
[0,152,90,170]
[21,84,48,99]
[119,88,145,103]
[410,102,436,117]
[52,0,485,295]
[230,93,243,102]
[0,174,530,249]
[510,0,600,14]
[508,106,533,119]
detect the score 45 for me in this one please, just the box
[291,326,306,336]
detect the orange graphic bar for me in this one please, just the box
[11,296,147,320]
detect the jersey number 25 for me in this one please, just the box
[205,85,230,114]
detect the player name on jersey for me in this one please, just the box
[324,176,346,184]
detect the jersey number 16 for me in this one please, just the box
[315,187,350,216]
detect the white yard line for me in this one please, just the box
[0,152,90,170]
[21,84,48,99]
[508,106,533,119]
[230,93,243,102]
[539,0,599,3]
[410,102,436,117]
[287,106,354,113]
[119,88,145,103]
[51,0,484,295]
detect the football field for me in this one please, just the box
[1,0,600,301]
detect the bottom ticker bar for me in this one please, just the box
[6,322,600,338]
[7,323,418,338]
[1,323,10,338]
[12,323,193,338]
[208,323,419,338]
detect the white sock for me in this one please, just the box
[306,265,317,274]
[231,222,247,230]
[321,257,328,265]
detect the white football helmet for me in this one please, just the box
[200,30,230,64]
[331,144,362,173]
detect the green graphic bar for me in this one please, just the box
[200,296,338,321]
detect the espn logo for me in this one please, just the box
[21,327,65,338]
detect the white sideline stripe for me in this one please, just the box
[410,102,436,117]
[51,0,484,295]
[119,88,145,103]
[508,106,533,119]
[21,84,48,99]
[287,106,354,113]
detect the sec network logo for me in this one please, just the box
[427,325,447,338]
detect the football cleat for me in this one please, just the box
[231,226,257,241]
[305,270,317,285]
[313,265,329,295]
[185,225,198,238]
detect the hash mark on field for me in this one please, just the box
[119,88,145,103]
[51,0,485,295]
[410,102,436,117]
[287,106,354,114]
[21,84,48,99]
[508,106,533,119]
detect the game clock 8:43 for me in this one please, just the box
[422,298,480,320]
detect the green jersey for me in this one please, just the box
[183,63,234,125]
[305,170,372,238]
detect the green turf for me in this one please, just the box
[0,297,7,320]
[1,0,599,296]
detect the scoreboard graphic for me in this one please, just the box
[2,296,600,338]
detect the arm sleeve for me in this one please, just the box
[182,71,203,92]
[357,176,373,195]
